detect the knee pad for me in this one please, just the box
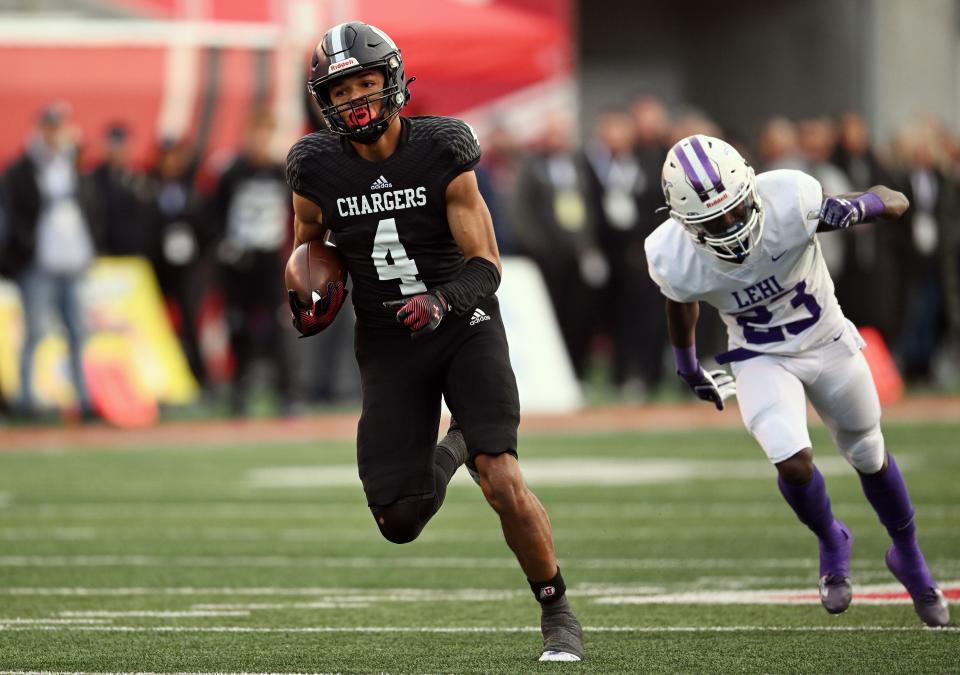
[836,424,885,474]
[370,499,434,544]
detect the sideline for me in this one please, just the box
[0,395,957,452]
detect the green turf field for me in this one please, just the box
[0,420,957,673]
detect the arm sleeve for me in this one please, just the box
[433,256,501,315]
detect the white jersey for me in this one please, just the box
[645,169,847,359]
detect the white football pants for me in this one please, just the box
[731,321,885,473]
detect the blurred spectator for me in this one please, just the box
[892,122,960,383]
[585,107,665,396]
[511,111,606,378]
[630,95,670,159]
[798,117,849,277]
[484,123,522,185]
[757,117,805,172]
[211,111,295,416]
[475,163,517,256]
[1,102,100,418]
[89,123,152,257]
[477,124,521,255]
[144,136,211,391]
[667,107,722,146]
[830,112,902,339]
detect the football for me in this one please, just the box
[285,240,347,306]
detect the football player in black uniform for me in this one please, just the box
[284,22,584,662]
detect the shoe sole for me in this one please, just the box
[539,651,582,662]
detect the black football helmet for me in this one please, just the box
[307,22,412,144]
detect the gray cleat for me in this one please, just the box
[818,574,853,614]
[908,588,951,628]
[539,596,584,662]
[885,547,951,627]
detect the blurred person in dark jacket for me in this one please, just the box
[2,102,100,418]
[89,123,152,257]
[145,136,210,390]
[830,113,901,340]
[585,107,665,397]
[511,111,607,378]
[212,111,295,416]
[892,122,960,383]
[798,117,850,278]
[630,94,671,165]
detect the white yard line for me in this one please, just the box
[247,456,870,488]
[5,501,956,521]
[0,555,883,569]
[2,555,956,573]
[0,624,955,634]
[58,611,250,618]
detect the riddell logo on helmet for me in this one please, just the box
[328,57,359,74]
[706,193,729,208]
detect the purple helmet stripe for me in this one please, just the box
[674,146,707,201]
[689,136,725,194]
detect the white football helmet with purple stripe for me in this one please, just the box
[662,134,764,261]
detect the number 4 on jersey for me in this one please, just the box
[372,217,427,295]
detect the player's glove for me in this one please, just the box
[384,291,448,338]
[819,193,885,228]
[288,281,347,337]
[678,367,736,411]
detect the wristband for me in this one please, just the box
[856,192,885,221]
[673,344,699,376]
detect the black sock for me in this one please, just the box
[529,568,566,605]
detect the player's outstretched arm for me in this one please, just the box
[817,186,910,231]
[666,299,736,411]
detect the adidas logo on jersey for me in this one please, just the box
[470,308,491,326]
[370,175,393,190]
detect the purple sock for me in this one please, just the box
[858,453,917,547]
[777,467,844,546]
[861,454,937,592]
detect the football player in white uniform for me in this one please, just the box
[645,134,949,627]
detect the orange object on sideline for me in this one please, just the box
[858,326,904,406]
[84,357,159,429]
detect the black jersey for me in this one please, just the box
[286,116,481,333]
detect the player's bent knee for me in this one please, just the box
[837,425,885,474]
[475,453,524,514]
[370,501,431,544]
[776,448,815,485]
